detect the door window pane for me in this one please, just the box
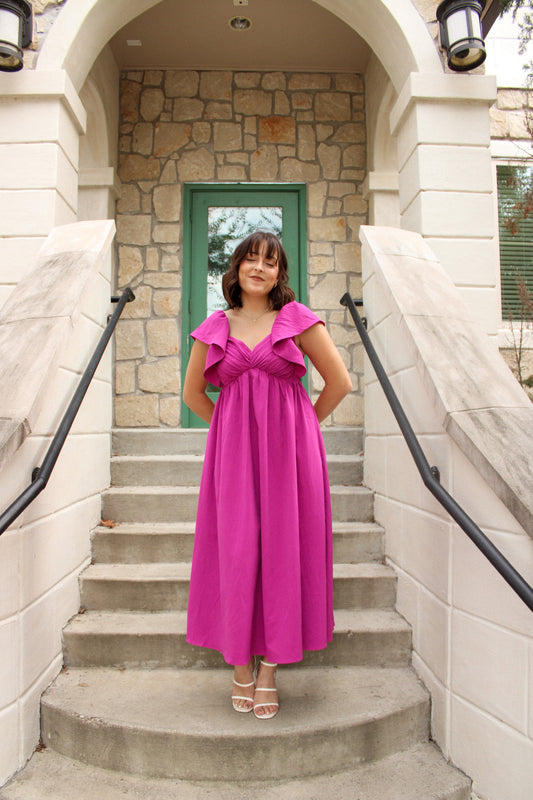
[207,206,283,314]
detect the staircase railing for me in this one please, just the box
[340,292,533,614]
[0,287,135,537]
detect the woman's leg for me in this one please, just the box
[232,657,255,712]
[253,659,279,718]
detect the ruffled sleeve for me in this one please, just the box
[271,301,324,378]
[190,310,229,384]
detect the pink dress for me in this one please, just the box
[186,301,334,665]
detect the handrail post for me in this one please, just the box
[341,292,533,614]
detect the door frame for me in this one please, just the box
[181,183,307,427]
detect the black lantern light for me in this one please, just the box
[0,0,33,72]
[437,0,486,72]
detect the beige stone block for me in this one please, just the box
[142,194,152,214]
[497,89,527,110]
[326,199,342,215]
[116,215,152,246]
[204,102,232,120]
[132,123,153,155]
[154,123,191,156]
[278,146,295,158]
[173,98,204,121]
[140,88,165,121]
[344,194,368,215]
[333,123,365,143]
[117,184,140,214]
[508,111,530,139]
[346,216,366,240]
[308,181,327,216]
[152,224,180,244]
[118,246,143,287]
[235,72,260,88]
[146,272,180,288]
[138,357,180,393]
[315,93,351,121]
[146,248,159,271]
[244,117,257,135]
[147,319,179,356]
[311,272,348,309]
[335,243,361,273]
[328,182,356,197]
[119,154,160,181]
[115,394,159,427]
[318,143,341,179]
[165,70,199,97]
[161,254,180,271]
[119,134,132,153]
[227,152,249,165]
[335,74,364,93]
[160,160,178,184]
[214,122,243,151]
[217,165,247,181]
[160,397,180,427]
[200,71,232,100]
[121,80,141,123]
[154,289,181,316]
[292,92,313,110]
[298,125,316,161]
[341,169,364,181]
[122,285,151,319]
[280,159,320,181]
[115,320,145,360]
[115,362,136,394]
[343,145,365,168]
[317,124,334,142]
[234,90,272,116]
[258,116,296,144]
[489,106,507,138]
[191,122,211,144]
[309,255,334,275]
[153,185,181,222]
[262,72,286,91]
[309,216,347,242]
[274,92,290,115]
[333,392,363,426]
[144,70,163,87]
[177,148,216,180]
[244,135,257,151]
[250,145,278,181]
[311,242,333,256]
[289,74,330,90]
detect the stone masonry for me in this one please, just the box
[115,69,367,427]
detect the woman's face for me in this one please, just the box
[237,241,279,301]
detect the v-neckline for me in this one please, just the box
[223,307,283,353]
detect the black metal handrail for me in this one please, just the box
[340,292,533,613]
[0,287,135,536]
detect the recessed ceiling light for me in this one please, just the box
[127,39,142,47]
[229,16,252,31]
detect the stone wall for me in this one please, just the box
[115,69,367,428]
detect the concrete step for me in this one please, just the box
[40,666,429,781]
[112,426,364,457]
[91,521,385,564]
[63,608,412,669]
[101,484,374,524]
[110,452,364,487]
[79,562,397,612]
[0,743,471,800]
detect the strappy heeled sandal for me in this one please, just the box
[232,678,255,713]
[253,660,279,720]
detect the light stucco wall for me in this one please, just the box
[361,225,533,800]
[0,222,115,786]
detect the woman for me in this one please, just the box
[183,231,352,719]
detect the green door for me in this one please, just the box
[181,184,307,428]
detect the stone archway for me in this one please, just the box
[36,0,441,93]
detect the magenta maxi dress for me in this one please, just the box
[186,301,334,665]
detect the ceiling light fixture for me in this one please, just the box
[229,16,252,31]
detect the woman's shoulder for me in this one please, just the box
[274,301,324,339]
[190,309,229,345]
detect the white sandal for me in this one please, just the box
[253,660,279,720]
[232,678,255,713]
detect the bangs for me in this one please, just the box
[245,232,281,263]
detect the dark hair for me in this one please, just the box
[222,231,296,310]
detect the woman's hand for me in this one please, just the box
[182,340,215,425]
[298,323,352,423]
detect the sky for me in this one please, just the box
[485,6,533,87]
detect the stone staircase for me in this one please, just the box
[0,427,471,799]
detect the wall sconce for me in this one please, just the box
[0,0,33,72]
[437,0,486,72]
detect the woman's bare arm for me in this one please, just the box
[182,340,215,425]
[298,323,352,423]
